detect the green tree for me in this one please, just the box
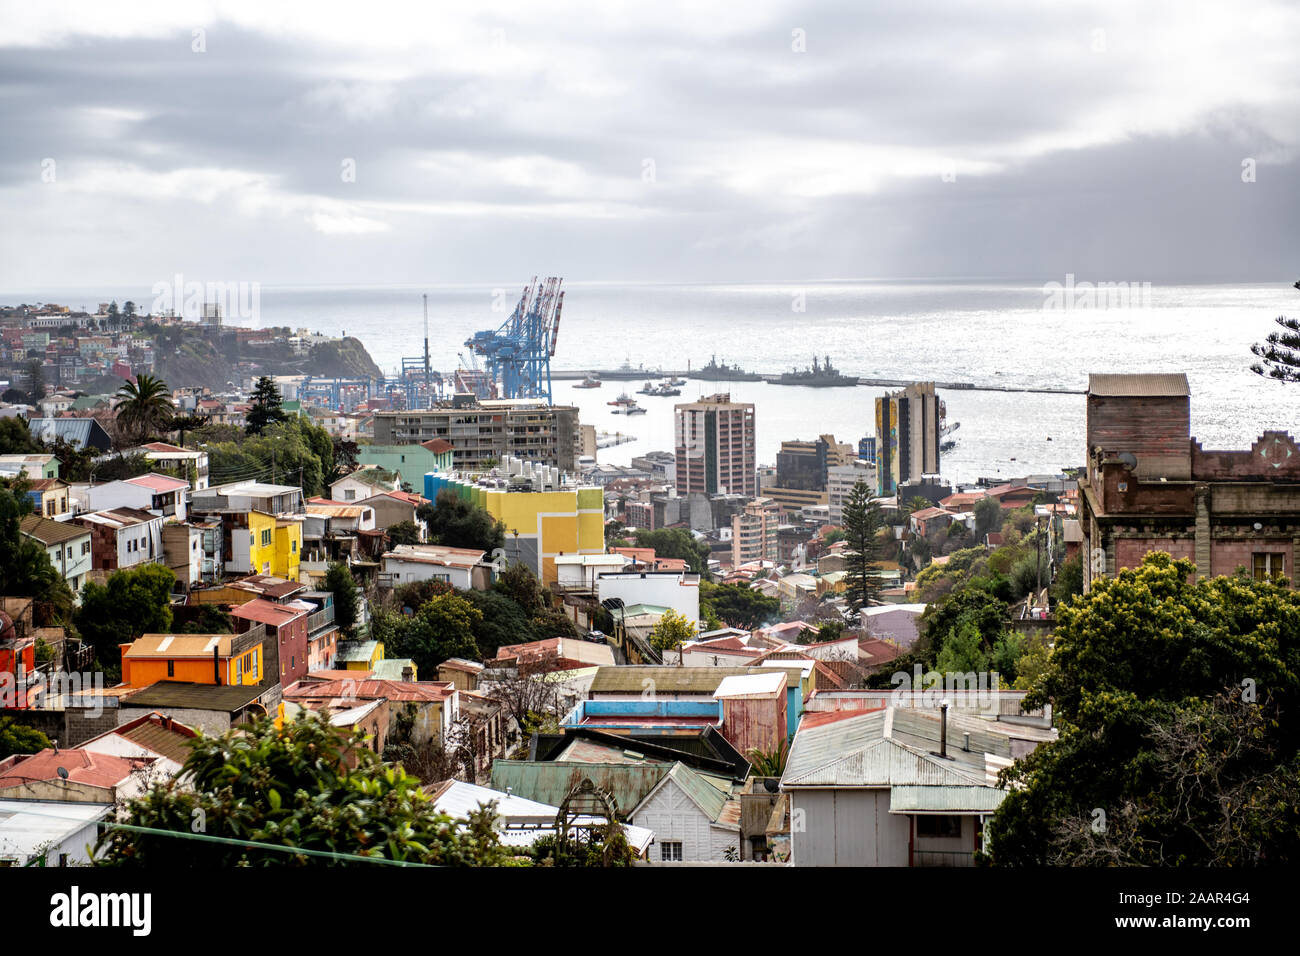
[418,489,506,554]
[973,495,1002,542]
[648,608,697,654]
[0,716,52,759]
[74,564,176,678]
[987,552,1300,866]
[1249,278,1300,381]
[324,562,359,636]
[206,418,330,497]
[245,376,288,435]
[387,521,421,546]
[95,713,511,867]
[493,561,546,613]
[0,482,74,620]
[461,588,535,659]
[699,581,780,629]
[167,412,210,449]
[24,359,44,406]
[178,606,234,634]
[841,479,884,612]
[633,527,712,577]
[1051,554,1083,606]
[384,593,483,674]
[0,416,42,454]
[935,619,989,674]
[114,373,174,445]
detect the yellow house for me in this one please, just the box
[27,478,70,518]
[424,475,603,585]
[244,511,302,579]
[336,640,385,671]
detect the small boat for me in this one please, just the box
[607,391,634,406]
[667,376,686,386]
[574,375,602,388]
[613,399,647,415]
[637,380,656,395]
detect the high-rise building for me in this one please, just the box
[875,383,940,496]
[373,400,580,473]
[674,393,756,497]
[732,497,780,567]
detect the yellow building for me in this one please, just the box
[424,473,603,585]
[242,511,302,579]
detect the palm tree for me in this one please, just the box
[114,373,174,445]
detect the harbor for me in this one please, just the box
[549,366,1086,395]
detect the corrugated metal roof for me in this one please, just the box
[782,708,1009,788]
[491,760,672,813]
[1088,373,1189,397]
[590,665,804,695]
[714,672,786,699]
[20,514,90,546]
[634,762,735,823]
[888,785,1008,814]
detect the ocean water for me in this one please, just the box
[8,280,1299,484]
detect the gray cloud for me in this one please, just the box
[0,1,1296,287]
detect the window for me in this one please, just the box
[167,660,174,677]
[916,815,962,838]
[660,842,683,862]
[1253,552,1285,582]
[82,541,90,555]
[249,532,255,547]
[344,489,356,501]
[292,540,297,553]
[261,529,272,547]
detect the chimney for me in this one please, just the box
[939,699,949,758]
[402,665,414,682]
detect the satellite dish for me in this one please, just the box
[1117,452,1138,470]
[57,767,69,780]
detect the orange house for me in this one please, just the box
[119,626,269,688]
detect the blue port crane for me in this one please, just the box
[464,276,564,403]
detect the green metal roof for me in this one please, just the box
[888,785,1008,814]
[640,762,733,822]
[490,761,672,816]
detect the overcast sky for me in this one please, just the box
[1,0,1297,288]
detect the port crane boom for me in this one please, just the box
[464,276,564,403]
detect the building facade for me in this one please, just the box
[1078,372,1300,591]
[674,394,757,497]
[372,400,580,472]
[876,382,940,496]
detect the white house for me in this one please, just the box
[628,763,742,863]
[381,544,490,590]
[0,800,111,867]
[554,553,629,589]
[330,465,401,502]
[595,570,701,623]
[20,514,92,597]
[74,507,165,572]
[86,473,190,522]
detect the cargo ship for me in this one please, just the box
[775,355,855,387]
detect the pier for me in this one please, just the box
[550,369,1085,396]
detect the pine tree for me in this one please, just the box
[1249,279,1300,382]
[842,479,884,612]
[246,376,288,435]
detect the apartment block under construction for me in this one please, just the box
[372,398,581,473]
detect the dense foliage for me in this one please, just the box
[96,714,511,867]
[417,489,506,554]
[74,564,175,679]
[988,553,1300,866]
[700,581,780,629]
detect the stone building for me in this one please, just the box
[1078,372,1300,591]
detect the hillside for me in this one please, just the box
[150,325,384,389]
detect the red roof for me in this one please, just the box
[141,441,187,453]
[283,678,455,703]
[421,438,454,454]
[0,748,153,789]
[230,597,306,627]
[125,473,190,493]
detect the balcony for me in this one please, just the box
[910,848,977,867]
[307,604,336,634]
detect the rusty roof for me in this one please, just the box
[1088,373,1190,397]
[0,748,153,790]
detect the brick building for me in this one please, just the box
[1078,372,1300,591]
